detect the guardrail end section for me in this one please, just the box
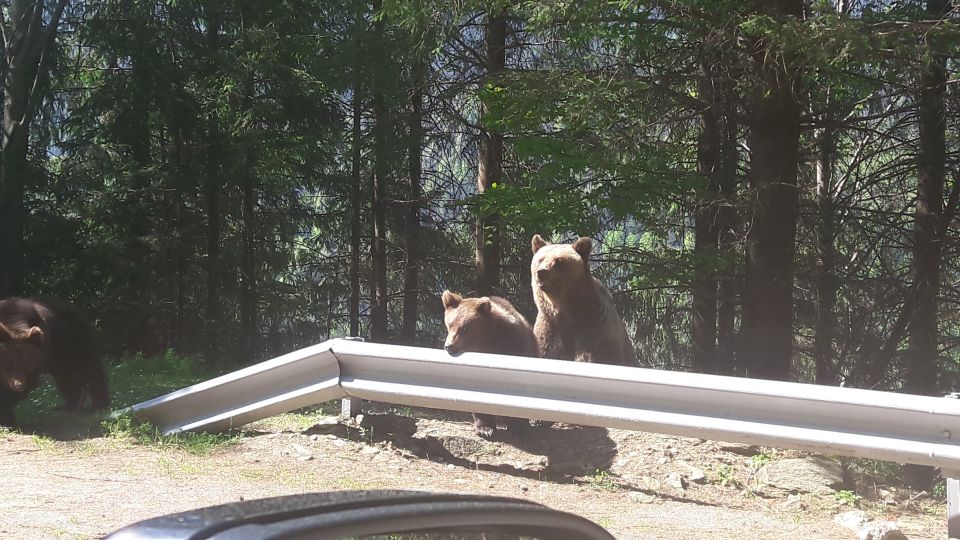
[945,469,960,539]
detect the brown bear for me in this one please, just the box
[441,290,538,438]
[530,235,638,367]
[0,297,110,427]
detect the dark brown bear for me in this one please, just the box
[441,290,538,439]
[0,297,109,426]
[530,235,638,366]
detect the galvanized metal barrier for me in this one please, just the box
[130,338,960,536]
[130,342,342,433]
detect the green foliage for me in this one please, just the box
[933,480,946,499]
[750,450,777,470]
[102,413,242,455]
[587,469,621,491]
[108,350,217,409]
[16,350,215,424]
[712,464,739,488]
[834,489,862,507]
[3,0,956,388]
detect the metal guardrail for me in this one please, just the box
[129,338,960,535]
[130,342,342,433]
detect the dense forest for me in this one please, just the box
[0,0,957,394]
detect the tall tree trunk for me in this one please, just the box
[692,56,721,374]
[0,100,28,298]
[204,17,223,365]
[812,0,851,387]
[814,99,839,385]
[904,2,949,491]
[716,75,739,375]
[124,25,155,354]
[369,0,389,342]
[740,0,804,381]
[0,0,69,297]
[204,147,222,365]
[349,87,363,338]
[238,77,258,363]
[400,69,423,345]
[475,10,506,297]
[172,129,186,351]
[906,0,949,397]
[125,112,153,354]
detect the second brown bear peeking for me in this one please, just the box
[441,290,537,438]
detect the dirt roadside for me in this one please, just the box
[0,406,946,540]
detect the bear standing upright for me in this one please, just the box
[441,290,538,438]
[0,297,110,426]
[530,235,637,366]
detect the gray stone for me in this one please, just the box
[666,471,687,490]
[858,522,907,540]
[835,510,869,531]
[676,460,706,483]
[835,510,907,540]
[628,491,657,503]
[757,455,844,495]
[636,476,662,491]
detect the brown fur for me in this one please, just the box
[530,235,637,367]
[441,290,537,438]
[0,297,110,426]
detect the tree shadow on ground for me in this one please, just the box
[302,409,720,507]
[304,411,612,482]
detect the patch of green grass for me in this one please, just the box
[16,349,216,425]
[252,403,340,432]
[834,489,862,507]
[334,476,372,490]
[712,463,739,488]
[156,456,203,477]
[749,449,777,470]
[31,433,57,451]
[108,349,218,408]
[103,412,241,455]
[73,439,104,456]
[587,469,620,492]
[594,517,614,529]
[240,468,270,481]
[932,479,946,498]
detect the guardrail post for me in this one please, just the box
[948,471,960,540]
[341,396,362,419]
[339,337,366,420]
[947,393,960,539]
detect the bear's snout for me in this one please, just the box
[536,266,558,291]
[8,378,24,391]
[444,344,463,356]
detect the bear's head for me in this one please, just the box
[530,234,593,297]
[0,322,45,393]
[441,290,497,356]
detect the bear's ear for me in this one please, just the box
[531,234,548,253]
[573,237,593,260]
[27,326,44,347]
[442,290,462,310]
[475,298,491,315]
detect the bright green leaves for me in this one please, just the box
[466,183,597,238]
